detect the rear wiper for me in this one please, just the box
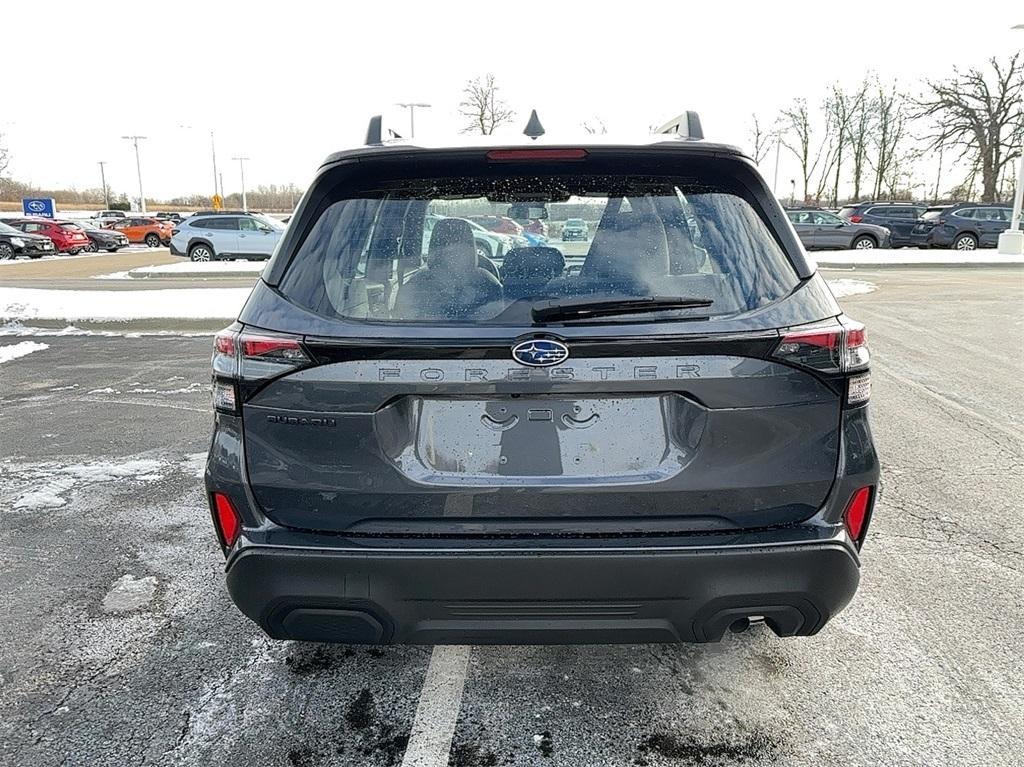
[531,295,713,323]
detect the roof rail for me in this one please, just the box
[655,111,704,140]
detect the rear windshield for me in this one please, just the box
[837,206,858,218]
[921,208,948,220]
[278,175,799,325]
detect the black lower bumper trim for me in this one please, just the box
[225,540,860,645]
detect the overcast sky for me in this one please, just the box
[2,0,1021,201]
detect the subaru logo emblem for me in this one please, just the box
[27,200,45,212]
[511,339,569,367]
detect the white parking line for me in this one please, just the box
[400,645,471,767]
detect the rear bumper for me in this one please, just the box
[224,536,860,645]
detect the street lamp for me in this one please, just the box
[178,125,220,199]
[97,161,109,208]
[396,102,431,138]
[121,135,147,213]
[232,157,249,211]
[998,23,1024,255]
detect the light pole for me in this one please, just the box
[178,125,220,199]
[232,157,249,211]
[998,24,1024,255]
[396,102,431,138]
[97,161,109,208]
[121,135,147,213]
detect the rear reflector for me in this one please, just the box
[212,492,241,547]
[486,148,588,161]
[843,486,873,543]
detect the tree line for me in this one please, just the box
[755,54,1022,205]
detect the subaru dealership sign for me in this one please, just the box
[22,198,56,217]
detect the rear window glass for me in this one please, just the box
[837,206,858,218]
[921,208,948,220]
[278,175,798,325]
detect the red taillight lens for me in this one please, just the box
[775,320,869,375]
[486,148,588,161]
[240,336,307,361]
[848,215,863,223]
[843,486,874,544]
[212,492,241,547]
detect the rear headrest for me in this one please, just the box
[582,211,670,282]
[500,247,565,283]
[427,218,477,271]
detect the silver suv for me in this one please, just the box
[169,213,286,261]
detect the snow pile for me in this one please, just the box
[827,279,877,298]
[0,321,213,337]
[0,340,48,363]
[0,287,252,321]
[815,248,1024,266]
[130,261,265,275]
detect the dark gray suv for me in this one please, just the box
[205,116,879,645]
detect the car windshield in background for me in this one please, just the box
[255,214,286,230]
[278,176,798,325]
[0,222,21,235]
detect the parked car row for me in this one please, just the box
[168,212,286,261]
[0,220,57,259]
[786,201,1016,251]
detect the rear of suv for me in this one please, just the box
[205,114,880,645]
[170,212,286,261]
[910,202,1014,250]
[838,201,925,247]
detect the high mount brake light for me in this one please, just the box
[774,320,870,404]
[211,329,311,413]
[486,148,588,161]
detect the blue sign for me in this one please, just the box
[22,198,56,218]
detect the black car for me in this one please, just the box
[0,220,56,259]
[910,203,1014,250]
[837,201,926,247]
[205,113,879,646]
[76,221,130,252]
[786,208,891,250]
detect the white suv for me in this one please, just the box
[169,213,286,261]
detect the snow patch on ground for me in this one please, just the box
[826,278,877,298]
[0,287,251,321]
[0,341,48,363]
[105,260,267,279]
[9,458,165,510]
[182,452,207,478]
[102,574,159,613]
[0,322,214,338]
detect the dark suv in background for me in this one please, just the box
[205,114,879,646]
[910,203,1014,250]
[838,202,925,248]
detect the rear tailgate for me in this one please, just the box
[242,333,841,535]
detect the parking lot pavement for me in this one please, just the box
[0,268,1021,766]
[0,249,178,282]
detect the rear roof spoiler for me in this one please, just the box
[655,111,704,140]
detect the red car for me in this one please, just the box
[466,214,524,236]
[4,218,92,254]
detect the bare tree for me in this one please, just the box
[844,78,874,201]
[0,133,9,177]
[826,86,860,205]
[912,53,1024,203]
[748,113,777,166]
[779,98,833,202]
[459,74,515,135]
[869,79,909,199]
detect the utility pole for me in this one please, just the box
[998,23,1024,254]
[210,130,219,199]
[232,157,249,211]
[933,143,944,203]
[396,102,431,138]
[121,135,147,213]
[97,161,109,208]
[772,138,781,197]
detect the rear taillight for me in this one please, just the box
[212,328,310,413]
[843,486,874,546]
[774,319,870,404]
[211,492,241,547]
[171,228,179,236]
[848,215,863,223]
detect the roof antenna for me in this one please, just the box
[523,109,545,140]
[365,115,383,145]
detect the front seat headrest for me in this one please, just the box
[427,218,478,271]
[500,247,565,283]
